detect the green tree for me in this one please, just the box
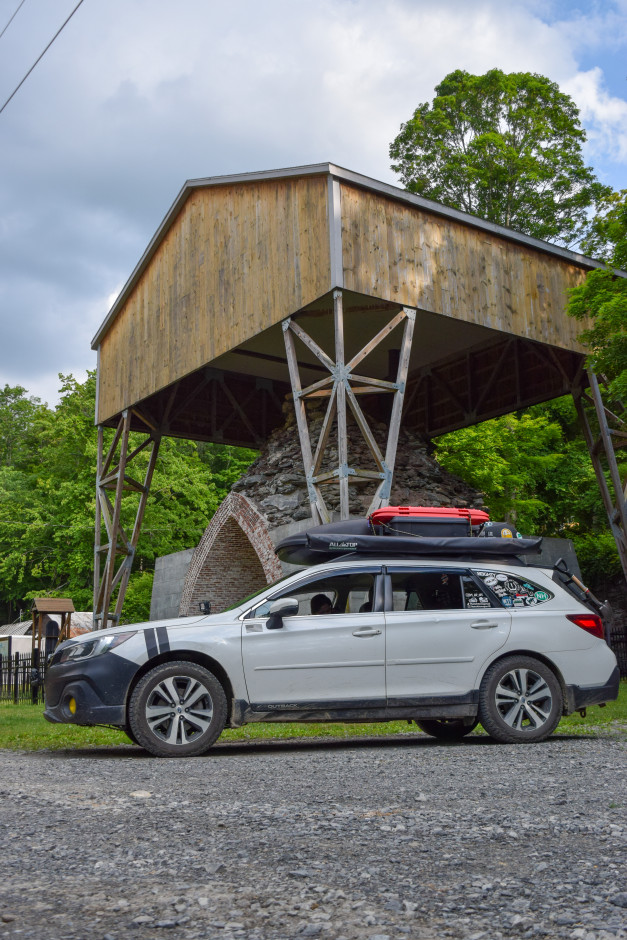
[0,374,257,622]
[568,190,627,398]
[0,384,46,469]
[434,408,586,534]
[390,69,609,246]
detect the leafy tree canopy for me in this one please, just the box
[434,399,623,585]
[568,190,627,398]
[389,68,609,246]
[0,375,257,622]
[0,384,46,469]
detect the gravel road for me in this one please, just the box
[0,731,625,940]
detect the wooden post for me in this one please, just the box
[334,290,350,519]
[368,308,416,514]
[573,372,627,584]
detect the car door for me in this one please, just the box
[384,566,511,702]
[241,567,386,709]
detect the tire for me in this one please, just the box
[415,718,479,740]
[128,661,227,758]
[478,656,562,743]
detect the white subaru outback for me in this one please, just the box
[44,533,619,757]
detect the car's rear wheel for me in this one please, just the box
[478,656,562,743]
[415,718,479,740]
[128,661,227,757]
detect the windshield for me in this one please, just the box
[222,571,296,613]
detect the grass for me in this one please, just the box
[0,681,625,751]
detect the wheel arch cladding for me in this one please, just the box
[125,650,235,722]
[482,649,568,713]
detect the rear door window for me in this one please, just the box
[388,569,494,611]
[473,570,554,608]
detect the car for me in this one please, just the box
[44,521,620,757]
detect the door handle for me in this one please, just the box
[352,628,382,637]
[471,620,499,629]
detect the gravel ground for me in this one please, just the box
[0,731,625,940]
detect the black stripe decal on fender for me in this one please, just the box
[144,628,158,659]
[156,626,170,653]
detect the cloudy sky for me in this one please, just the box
[1,0,626,407]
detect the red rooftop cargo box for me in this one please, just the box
[370,506,490,538]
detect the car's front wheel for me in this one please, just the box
[415,718,479,740]
[478,656,562,743]
[128,661,227,757]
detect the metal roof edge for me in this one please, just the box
[91,161,619,349]
[326,164,615,271]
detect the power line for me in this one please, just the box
[0,0,86,117]
[0,0,27,41]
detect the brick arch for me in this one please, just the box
[179,492,282,616]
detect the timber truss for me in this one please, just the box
[405,335,585,437]
[94,409,161,630]
[573,372,627,583]
[283,289,415,523]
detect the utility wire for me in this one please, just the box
[0,0,27,41]
[0,0,86,117]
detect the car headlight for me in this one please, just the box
[55,632,136,664]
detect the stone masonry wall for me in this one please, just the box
[231,400,487,527]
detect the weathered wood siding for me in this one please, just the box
[98,175,331,423]
[340,184,587,349]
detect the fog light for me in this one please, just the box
[68,697,77,715]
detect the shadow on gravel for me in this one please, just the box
[35,731,599,759]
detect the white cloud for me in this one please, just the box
[564,67,627,167]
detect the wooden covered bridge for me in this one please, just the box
[91,163,626,627]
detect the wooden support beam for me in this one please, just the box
[94,415,161,630]
[283,321,330,524]
[334,290,350,519]
[368,309,415,514]
[282,299,417,524]
[312,388,338,476]
[573,373,627,585]
[288,319,335,372]
[345,384,385,471]
[93,426,104,614]
[299,375,334,398]
[346,309,406,372]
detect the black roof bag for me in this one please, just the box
[275,521,543,566]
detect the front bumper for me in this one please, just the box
[565,665,621,713]
[44,651,139,727]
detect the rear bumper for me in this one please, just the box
[565,665,620,713]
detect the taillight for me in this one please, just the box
[566,613,605,640]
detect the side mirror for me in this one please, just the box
[266,597,299,630]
